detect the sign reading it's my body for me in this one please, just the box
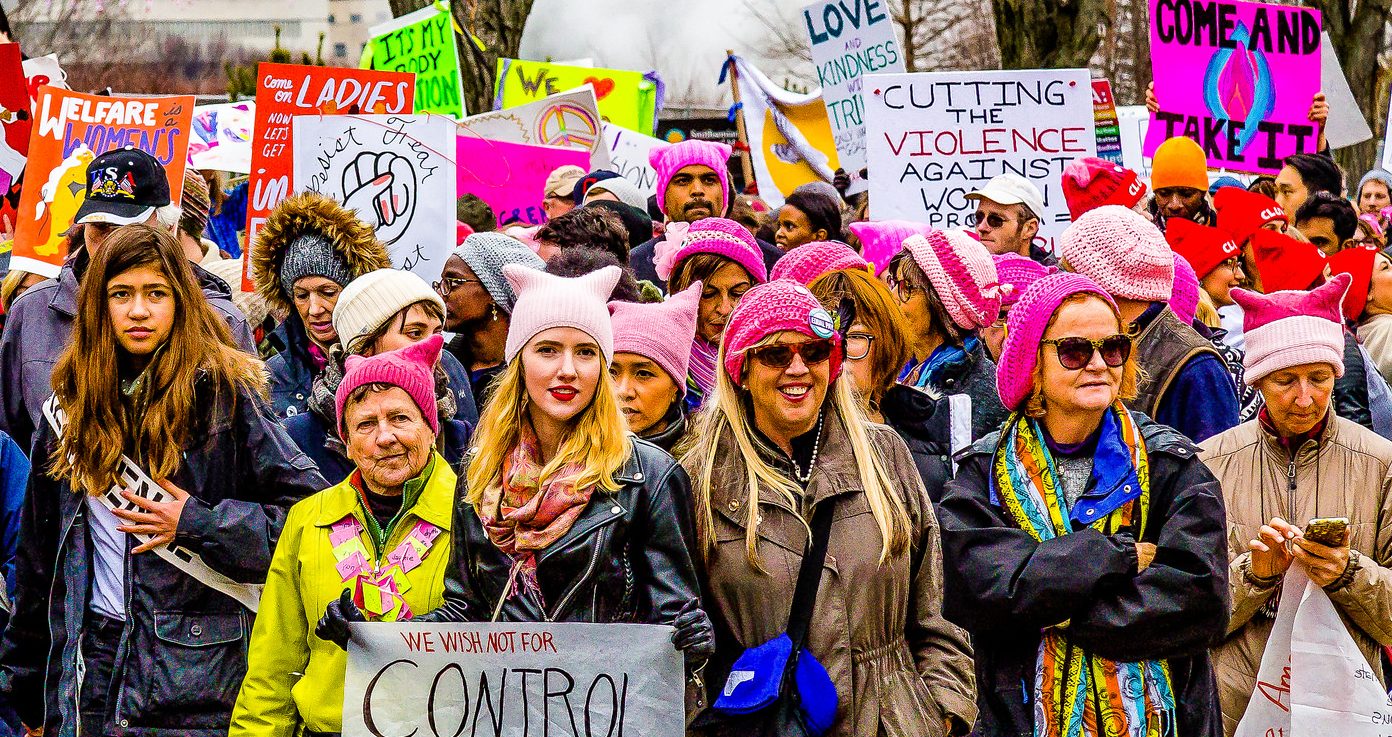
[343,621,684,737]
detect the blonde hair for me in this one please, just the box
[1195,289,1221,328]
[466,355,631,505]
[681,338,911,571]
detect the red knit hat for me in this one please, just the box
[1060,157,1147,220]
[1251,229,1328,293]
[1326,245,1379,322]
[1214,186,1287,244]
[1164,218,1240,278]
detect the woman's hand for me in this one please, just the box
[112,479,189,553]
[1294,528,1351,588]
[1145,81,1159,114]
[316,590,366,650]
[672,599,715,666]
[1249,517,1299,580]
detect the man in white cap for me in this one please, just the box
[965,173,1053,265]
[542,165,585,221]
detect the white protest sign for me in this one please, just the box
[864,69,1095,252]
[1118,104,1152,180]
[189,101,255,174]
[601,122,660,197]
[803,0,904,192]
[1320,31,1373,150]
[293,114,456,281]
[458,85,609,168]
[343,621,685,737]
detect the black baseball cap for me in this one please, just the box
[73,147,171,226]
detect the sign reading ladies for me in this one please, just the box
[343,622,684,737]
[863,69,1094,248]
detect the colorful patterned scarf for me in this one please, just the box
[993,404,1177,737]
[479,422,596,604]
[686,337,719,412]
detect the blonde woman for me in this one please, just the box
[319,266,713,657]
[682,279,976,736]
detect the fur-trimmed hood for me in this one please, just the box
[251,192,391,316]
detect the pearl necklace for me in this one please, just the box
[792,412,825,485]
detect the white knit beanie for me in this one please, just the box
[503,265,621,363]
[333,269,445,355]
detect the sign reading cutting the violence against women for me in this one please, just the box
[863,69,1095,249]
[367,2,467,118]
[802,0,905,190]
[1145,0,1322,175]
[343,621,685,737]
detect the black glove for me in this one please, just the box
[315,589,366,650]
[671,599,715,667]
[832,168,851,196]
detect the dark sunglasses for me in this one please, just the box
[1040,334,1132,370]
[748,339,836,369]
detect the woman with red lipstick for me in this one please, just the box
[0,226,326,737]
[252,193,391,419]
[938,271,1228,737]
[682,279,976,736]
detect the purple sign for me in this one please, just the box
[1144,0,1321,175]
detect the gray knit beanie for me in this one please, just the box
[452,232,545,314]
[279,233,355,294]
[1358,168,1392,197]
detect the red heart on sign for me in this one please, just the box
[584,76,616,100]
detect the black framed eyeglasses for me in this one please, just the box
[1040,334,1132,370]
[845,333,874,361]
[747,339,836,369]
[883,271,920,303]
[433,276,478,295]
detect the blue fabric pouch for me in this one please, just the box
[713,632,839,735]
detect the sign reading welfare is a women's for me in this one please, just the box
[1145,0,1322,175]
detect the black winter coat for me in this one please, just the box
[417,438,701,625]
[924,340,1009,442]
[0,382,327,737]
[937,418,1229,737]
[879,384,955,501]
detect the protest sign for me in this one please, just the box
[458,85,608,168]
[726,55,840,209]
[1145,0,1322,175]
[368,2,466,118]
[188,101,254,174]
[21,55,66,108]
[1320,32,1373,150]
[495,58,657,134]
[0,44,31,228]
[863,69,1095,249]
[457,136,590,226]
[602,122,660,196]
[1118,104,1153,179]
[293,114,454,281]
[11,87,194,276]
[802,0,904,190]
[1092,80,1124,165]
[343,621,685,737]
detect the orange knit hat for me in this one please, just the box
[1151,137,1209,192]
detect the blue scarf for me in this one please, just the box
[900,335,979,391]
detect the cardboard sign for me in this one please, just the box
[495,58,656,134]
[245,62,414,286]
[343,622,684,737]
[863,69,1095,249]
[188,101,254,174]
[0,44,31,228]
[602,121,661,196]
[368,3,466,118]
[1145,0,1322,174]
[802,0,904,192]
[1092,80,1124,165]
[727,55,840,209]
[10,87,194,276]
[1319,31,1373,150]
[456,136,590,227]
[293,114,455,280]
[458,85,607,168]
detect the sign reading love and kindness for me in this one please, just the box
[1144,0,1322,174]
[343,622,684,737]
[802,0,905,191]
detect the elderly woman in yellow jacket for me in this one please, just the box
[229,335,456,736]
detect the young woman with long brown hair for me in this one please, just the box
[0,225,326,737]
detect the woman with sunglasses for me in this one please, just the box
[886,229,1011,441]
[683,279,976,736]
[938,271,1229,737]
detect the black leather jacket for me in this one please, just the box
[418,437,702,625]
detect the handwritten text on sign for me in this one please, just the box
[863,69,1095,250]
[343,621,684,737]
[369,3,465,117]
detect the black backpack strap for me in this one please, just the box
[785,500,835,652]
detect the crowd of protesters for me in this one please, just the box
[0,70,1386,737]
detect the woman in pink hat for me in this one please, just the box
[607,282,702,453]
[939,271,1228,737]
[885,229,1011,440]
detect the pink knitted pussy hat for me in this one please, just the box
[1059,204,1174,302]
[769,240,868,285]
[992,253,1054,309]
[1170,254,1200,326]
[655,217,767,284]
[846,219,931,276]
[722,279,843,384]
[1231,272,1349,385]
[902,229,1011,331]
[997,273,1119,412]
[336,334,444,439]
[503,264,621,364]
[609,281,702,389]
[649,139,732,218]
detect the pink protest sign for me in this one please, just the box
[1145,0,1321,175]
[456,136,590,227]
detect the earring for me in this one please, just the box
[490,304,500,321]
